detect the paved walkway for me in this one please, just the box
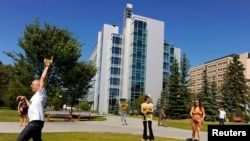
[0,116,207,141]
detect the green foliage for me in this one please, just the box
[198,67,218,121]
[7,58,35,109]
[179,54,192,118]
[0,64,15,106]
[77,101,90,111]
[167,58,181,119]
[61,62,97,111]
[221,55,249,117]
[2,19,97,110]
[167,55,193,119]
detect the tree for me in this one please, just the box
[0,63,15,106]
[167,58,181,119]
[4,19,96,109]
[4,58,35,109]
[221,55,249,119]
[198,67,218,121]
[210,76,220,120]
[179,53,192,119]
[61,61,97,114]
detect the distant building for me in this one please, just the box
[87,3,180,114]
[189,52,250,93]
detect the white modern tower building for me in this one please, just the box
[87,3,180,114]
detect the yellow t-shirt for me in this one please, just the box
[120,103,128,113]
[141,102,153,121]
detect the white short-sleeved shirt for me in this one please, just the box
[219,110,226,119]
[28,88,47,121]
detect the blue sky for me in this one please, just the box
[1,0,249,67]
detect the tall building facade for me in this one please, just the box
[189,52,250,93]
[88,3,180,114]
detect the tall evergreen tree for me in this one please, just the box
[198,67,218,121]
[167,58,181,119]
[210,76,219,121]
[179,53,192,118]
[221,55,249,118]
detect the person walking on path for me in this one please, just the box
[218,107,226,125]
[141,95,154,141]
[120,100,128,126]
[189,99,205,141]
[158,105,166,126]
[16,57,52,141]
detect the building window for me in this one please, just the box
[111,57,121,65]
[112,47,121,55]
[110,78,120,85]
[111,67,120,75]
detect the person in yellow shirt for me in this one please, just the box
[141,95,154,141]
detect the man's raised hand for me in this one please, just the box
[44,56,53,67]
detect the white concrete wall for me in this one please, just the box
[98,24,119,114]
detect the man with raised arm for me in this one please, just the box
[16,57,53,141]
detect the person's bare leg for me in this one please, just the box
[197,127,201,141]
[24,115,27,126]
[20,116,23,127]
[192,128,195,141]
[158,117,161,126]
[19,117,22,126]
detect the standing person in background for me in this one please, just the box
[17,97,28,127]
[158,105,166,126]
[141,95,154,141]
[189,99,205,141]
[16,57,52,141]
[218,107,226,125]
[120,100,128,126]
[63,103,67,112]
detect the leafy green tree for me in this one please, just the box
[4,19,96,109]
[61,62,97,114]
[221,55,249,119]
[4,58,35,109]
[0,63,14,106]
[77,101,90,111]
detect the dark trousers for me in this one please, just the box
[219,118,225,125]
[17,120,44,141]
[143,120,154,140]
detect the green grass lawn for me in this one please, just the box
[1,108,248,132]
[0,108,248,141]
[0,108,182,141]
[0,132,182,141]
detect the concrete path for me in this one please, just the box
[0,116,207,141]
